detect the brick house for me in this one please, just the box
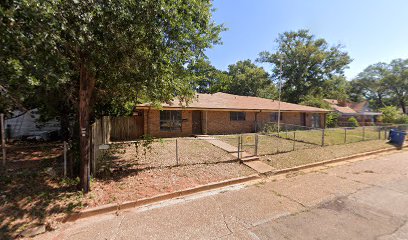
[130,93,330,138]
[323,99,382,126]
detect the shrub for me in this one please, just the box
[347,117,359,127]
[326,112,340,128]
[379,106,408,124]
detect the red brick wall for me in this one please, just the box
[144,109,327,138]
[145,109,192,138]
[206,111,256,134]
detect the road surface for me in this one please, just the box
[38,150,408,240]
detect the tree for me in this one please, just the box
[299,95,331,109]
[379,106,408,124]
[322,76,351,101]
[188,59,230,94]
[382,59,408,113]
[258,29,352,103]
[225,60,275,98]
[2,0,222,192]
[350,63,389,108]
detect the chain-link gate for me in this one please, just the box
[237,133,258,159]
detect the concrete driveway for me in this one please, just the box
[37,150,408,240]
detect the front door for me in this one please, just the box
[312,113,321,128]
[301,113,307,126]
[192,111,202,135]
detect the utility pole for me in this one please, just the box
[277,55,283,133]
[1,113,6,167]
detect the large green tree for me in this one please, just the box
[351,59,408,112]
[383,59,408,113]
[225,60,276,98]
[1,0,222,192]
[188,59,230,94]
[349,63,389,108]
[258,29,352,103]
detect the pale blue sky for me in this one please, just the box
[205,0,408,79]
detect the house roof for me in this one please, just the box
[323,99,382,116]
[138,92,331,113]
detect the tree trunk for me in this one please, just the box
[79,64,96,193]
[400,100,407,114]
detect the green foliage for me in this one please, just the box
[1,0,223,115]
[322,76,351,101]
[347,117,359,127]
[352,59,408,112]
[256,85,278,100]
[258,29,352,103]
[188,59,230,94]
[299,95,331,109]
[350,63,389,108]
[133,134,156,159]
[382,59,408,113]
[379,106,408,124]
[225,60,274,97]
[326,112,340,128]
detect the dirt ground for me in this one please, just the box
[0,141,253,239]
[0,137,398,239]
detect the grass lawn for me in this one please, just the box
[261,140,395,170]
[276,127,385,146]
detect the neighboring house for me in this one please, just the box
[5,109,60,140]
[132,93,330,138]
[323,99,382,126]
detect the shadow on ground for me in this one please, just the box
[0,143,82,239]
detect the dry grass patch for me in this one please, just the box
[261,140,395,170]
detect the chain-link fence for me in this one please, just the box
[96,137,240,173]
[92,123,408,173]
[259,122,408,152]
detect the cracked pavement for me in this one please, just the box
[36,150,408,240]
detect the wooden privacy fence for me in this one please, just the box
[110,115,144,141]
[90,115,144,173]
[90,117,110,174]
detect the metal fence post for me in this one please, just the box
[378,127,381,140]
[293,132,296,151]
[237,135,241,160]
[254,134,259,156]
[176,139,179,166]
[321,128,325,147]
[344,128,347,144]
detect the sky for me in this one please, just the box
[205,0,408,80]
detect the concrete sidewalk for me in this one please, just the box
[37,150,408,240]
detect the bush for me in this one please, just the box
[379,106,408,124]
[347,117,359,127]
[326,112,340,128]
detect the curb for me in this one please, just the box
[63,174,261,222]
[62,144,406,223]
[272,145,407,176]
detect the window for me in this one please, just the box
[160,110,182,132]
[270,112,283,122]
[230,112,246,121]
